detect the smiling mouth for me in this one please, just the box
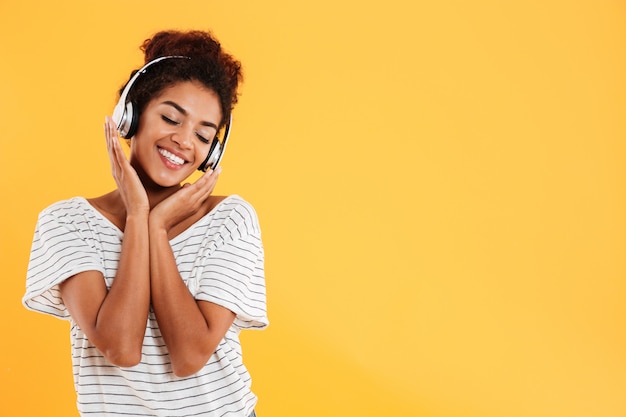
[158,148,186,166]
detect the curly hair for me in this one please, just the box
[118,30,243,128]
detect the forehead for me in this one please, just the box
[153,81,222,120]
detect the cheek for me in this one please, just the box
[127,135,154,165]
[196,144,210,161]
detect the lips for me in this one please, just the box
[158,147,186,166]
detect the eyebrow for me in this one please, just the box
[162,100,219,130]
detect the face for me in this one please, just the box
[129,80,222,188]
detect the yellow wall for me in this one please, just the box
[1,1,624,416]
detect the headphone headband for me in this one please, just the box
[112,56,190,138]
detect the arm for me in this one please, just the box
[149,224,235,377]
[59,212,150,367]
[59,118,151,367]
[148,169,235,377]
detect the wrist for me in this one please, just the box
[148,214,170,235]
[125,211,149,226]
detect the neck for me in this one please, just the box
[144,183,181,210]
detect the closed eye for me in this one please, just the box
[162,115,180,125]
[162,115,212,144]
[196,133,211,144]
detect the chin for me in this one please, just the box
[153,173,189,188]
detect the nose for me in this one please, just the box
[171,125,193,149]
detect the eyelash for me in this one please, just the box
[161,115,211,144]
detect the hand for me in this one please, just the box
[104,117,149,216]
[150,167,221,231]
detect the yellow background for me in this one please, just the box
[1,1,624,416]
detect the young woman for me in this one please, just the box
[23,30,268,417]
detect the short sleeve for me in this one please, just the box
[23,202,106,320]
[195,200,268,330]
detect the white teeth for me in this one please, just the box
[158,148,185,165]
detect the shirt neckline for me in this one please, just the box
[73,195,238,243]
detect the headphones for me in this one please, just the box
[112,55,231,172]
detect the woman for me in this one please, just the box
[23,30,268,417]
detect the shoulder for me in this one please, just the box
[201,194,262,241]
[36,196,120,238]
[41,196,87,211]
[213,195,260,225]
[38,197,91,222]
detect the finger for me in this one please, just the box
[196,166,222,185]
[178,172,217,201]
[104,118,118,173]
[205,166,222,186]
[188,169,219,193]
[104,117,118,153]
[104,117,127,180]
[192,168,221,200]
[106,118,128,169]
[204,166,222,177]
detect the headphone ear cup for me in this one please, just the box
[198,138,221,172]
[121,101,140,139]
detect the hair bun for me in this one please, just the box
[141,30,221,63]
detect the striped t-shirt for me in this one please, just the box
[23,195,268,417]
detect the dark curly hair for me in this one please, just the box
[118,30,243,129]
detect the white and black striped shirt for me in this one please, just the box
[23,195,268,416]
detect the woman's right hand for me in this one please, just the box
[104,116,149,216]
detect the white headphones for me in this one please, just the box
[112,55,231,172]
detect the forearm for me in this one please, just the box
[148,223,218,376]
[94,213,151,364]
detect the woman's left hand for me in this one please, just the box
[149,167,221,231]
